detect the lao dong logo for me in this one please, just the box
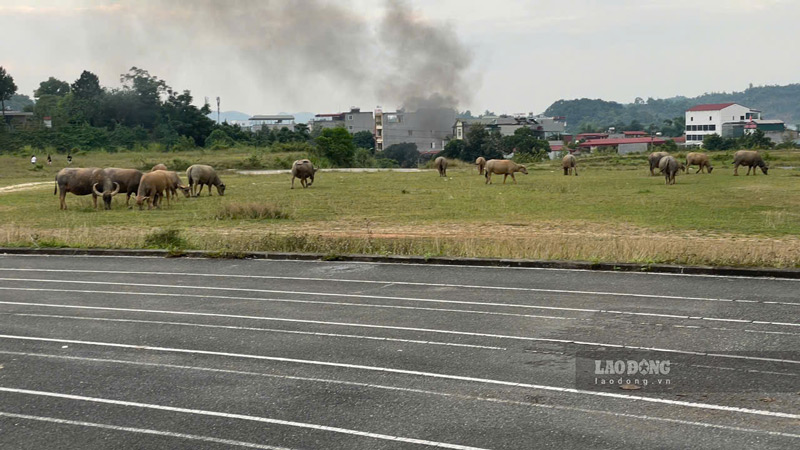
[594,359,670,376]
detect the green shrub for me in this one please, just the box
[215,202,290,220]
[205,129,235,149]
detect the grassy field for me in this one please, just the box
[1,149,799,267]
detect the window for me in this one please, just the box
[408,130,412,136]
[702,125,709,131]
[709,116,712,121]
[690,117,693,121]
[740,116,744,120]
[709,124,715,131]
[348,126,353,130]
[347,115,353,120]
[457,128,463,139]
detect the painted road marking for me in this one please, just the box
[0,301,797,364]
[0,334,798,420]
[0,411,294,450]
[0,388,488,450]
[2,350,798,441]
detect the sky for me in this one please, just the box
[2,0,799,115]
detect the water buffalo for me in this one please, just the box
[153,170,190,204]
[291,159,317,189]
[186,164,226,196]
[733,150,768,175]
[434,156,448,177]
[475,157,486,175]
[136,170,171,210]
[54,168,120,210]
[484,159,528,184]
[105,168,143,207]
[685,152,713,174]
[659,155,680,185]
[648,152,670,176]
[562,154,578,176]
[151,163,167,172]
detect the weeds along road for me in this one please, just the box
[0,254,797,449]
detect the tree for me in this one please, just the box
[293,123,311,141]
[205,129,235,149]
[71,71,102,99]
[34,77,70,98]
[441,139,466,160]
[503,127,549,160]
[381,142,419,168]
[702,133,732,150]
[740,129,774,149]
[315,127,356,167]
[162,90,215,146]
[352,130,375,152]
[0,66,18,120]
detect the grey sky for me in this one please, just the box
[2,0,798,115]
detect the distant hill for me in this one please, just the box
[544,84,800,132]
[206,110,252,123]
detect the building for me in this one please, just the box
[309,107,374,134]
[248,114,295,132]
[375,108,455,152]
[684,103,761,146]
[453,114,566,141]
[623,131,648,138]
[1,111,34,129]
[578,136,667,154]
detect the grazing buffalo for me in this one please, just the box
[291,159,317,189]
[136,170,171,210]
[685,152,713,174]
[54,168,120,210]
[151,163,167,172]
[153,170,190,204]
[484,160,528,184]
[475,157,486,175]
[434,156,448,177]
[659,155,680,185]
[186,164,226,196]
[733,150,768,176]
[648,152,670,176]
[562,154,578,176]
[105,168,143,207]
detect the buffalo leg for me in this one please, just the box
[92,194,98,209]
[60,191,67,210]
[208,184,212,196]
[733,163,739,176]
[291,176,295,189]
[503,174,508,184]
[196,184,204,196]
[511,173,517,184]
[574,166,578,176]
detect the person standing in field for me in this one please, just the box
[67,154,72,165]
[30,155,37,165]
[46,154,52,166]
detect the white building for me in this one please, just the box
[685,103,761,146]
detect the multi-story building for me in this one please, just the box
[684,103,761,146]
[453,114,566,141]
[375,107,455,152]
[248,114,295,132]
[310,107,374,134]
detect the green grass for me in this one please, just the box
[1,149,800,267]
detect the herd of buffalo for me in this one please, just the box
[53,150,771,210]
[55,163,225,210]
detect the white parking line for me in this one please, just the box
[0,302,797,364]
[2,278,797,326]
[0,335,797,420]
[0,411,294,450]
[1,313,508,351]
[0,286,576,321]
[3,350,799,441]
[2,267,797,306]
[0,388,488,450]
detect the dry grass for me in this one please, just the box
[214,202,290,220]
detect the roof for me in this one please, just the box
[577,132,608,138]
[550,144,564,151]
[686,103,737,112]
[578,137,666,147]
[671,136,686,143]
[0,111,33,117]
[623,131,647,135]
[315,113,345,119]
[249,115,294,121]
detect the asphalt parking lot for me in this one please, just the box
[0,254,797,449]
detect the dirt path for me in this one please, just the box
[0,181,52,195]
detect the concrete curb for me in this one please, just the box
[1,247,799,279]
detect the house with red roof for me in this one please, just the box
[684,103,761,146]
[623,131,648,137]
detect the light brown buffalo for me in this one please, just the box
[151,163,167,172]
[659,155,681,185]
[484,160,528,184]
[475,157,486,175]
[648,152,670,176]
[434,156,448,177]
[685,152,713,174]
[136,170,171,210]
[562,154,578,176]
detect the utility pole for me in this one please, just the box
[216,97,221,125]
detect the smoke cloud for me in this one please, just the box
[78,0,473,111]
